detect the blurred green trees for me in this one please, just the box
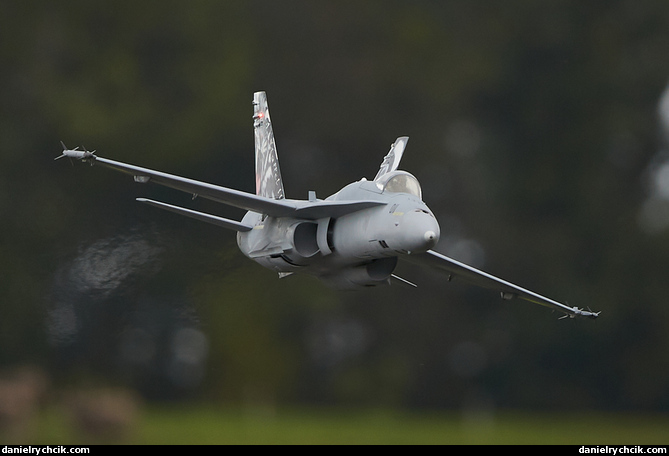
[2,0,669,412]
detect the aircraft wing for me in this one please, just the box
[403,249,599,319]
[58,150,385,220]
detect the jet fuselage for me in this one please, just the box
[237,174,440,288]
[56,90,599,319]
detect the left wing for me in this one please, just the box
[56,148,385,220]
[402,249,600,319]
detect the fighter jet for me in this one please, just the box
[56,91,599,320]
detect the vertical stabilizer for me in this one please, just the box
[374,136,408,181]
[253,91,285,199]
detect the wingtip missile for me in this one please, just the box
[55,142,96,161]
[559,306,600,320]
[55,141,75,160]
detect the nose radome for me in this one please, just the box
[401,210,440,253]
[423,217,440,249]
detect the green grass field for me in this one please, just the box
[10,406,669,445]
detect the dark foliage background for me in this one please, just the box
[2,0,669,413]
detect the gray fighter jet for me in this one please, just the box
[56,91,599,320]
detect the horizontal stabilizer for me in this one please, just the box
[391,274,417,287]
[136,198,252,232]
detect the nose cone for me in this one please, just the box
[424,230,438,245]
[400,210,440,253]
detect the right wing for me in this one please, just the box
[403,249,600,319]
[57,148,385,220]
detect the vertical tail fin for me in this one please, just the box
[253,91,285,200]
[374,136,408,181]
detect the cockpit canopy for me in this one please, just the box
[376,171,422,199]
